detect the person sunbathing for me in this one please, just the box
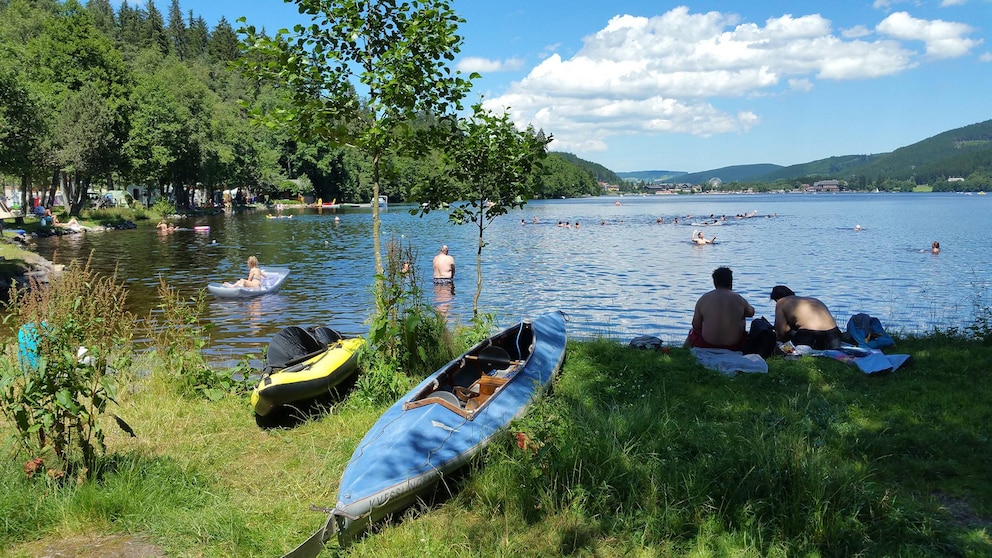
[224,256,266,288]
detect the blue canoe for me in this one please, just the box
[281,311,567,555]
[206,267,290,298]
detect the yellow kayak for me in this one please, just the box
[251,328,364,417]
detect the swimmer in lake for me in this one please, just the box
[692,230,715,245]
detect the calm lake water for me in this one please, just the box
[34,192,990,366]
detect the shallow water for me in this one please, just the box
[34,192,991,365]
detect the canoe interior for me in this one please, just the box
[403,321,534,419]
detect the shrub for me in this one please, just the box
[967,290,992,345]
[358,237,455,405]
[0,259,134,480]
[144,278,235,400]
[151,197,177,217]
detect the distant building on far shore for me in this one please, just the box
[808,179,842,192]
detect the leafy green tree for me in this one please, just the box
[24,0,132,214]
[53,84,120,213]
[124,54,210,208]
[0,68,44,205]
[239,0,476,277]
[419,103,551,316]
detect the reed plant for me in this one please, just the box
[0,258,134,481]
[359,236,457,405]
[143,278,250,400]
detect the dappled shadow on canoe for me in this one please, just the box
[349,464,476,545]
[254,375,357,430]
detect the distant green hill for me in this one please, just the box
[616,170,687,182]
[552,152,623,184]
[679,164,782,184]
[756,154,887,182]
[585,119,992,188]
[754,120,992,183]
[850,119,992,182]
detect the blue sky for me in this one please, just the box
[115,1,991,173]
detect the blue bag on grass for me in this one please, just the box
[846,313,895,349]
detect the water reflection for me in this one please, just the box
[433,280,455,317]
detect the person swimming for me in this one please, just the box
[932,240,940,254]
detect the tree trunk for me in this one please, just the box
[46,169,59,208]
[20,174,29,212]
[473,202,485,317]
[371,148,383,276]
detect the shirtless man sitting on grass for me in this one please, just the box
[685,267,755,350]
[769,285,842,350]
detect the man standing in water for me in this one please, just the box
[685,267,755,350]
[432,245,455,316]
[432,245,455,284]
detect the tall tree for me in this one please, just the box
[419,103,551,316]
[54,84,119,213]
[85,0,116,39]
[186,11,207,59]
[0,68,45,209]
[238,0,476,277]
[24,0,132,215]
[207,16,239,62]
[144,0,168,55]
[117,0,143,50]
[166,0,186,60]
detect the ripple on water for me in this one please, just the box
[32,194,992,365]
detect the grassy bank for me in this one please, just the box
[2,332,990,557]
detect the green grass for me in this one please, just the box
[2,335,991,556]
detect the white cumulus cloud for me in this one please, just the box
[877,12,982,58]
[485,6,979,155]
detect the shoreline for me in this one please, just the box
[0,237,64,295]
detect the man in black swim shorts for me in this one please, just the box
[432,245,455,284]
[770,285,842,350]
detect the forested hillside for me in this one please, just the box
[751,120,992,190]
[757,155,885,182]
[849,119,992,183]
[0,0,601,214]
[616,170,687,182]
[678,164,781,184]
[552,152,621,185]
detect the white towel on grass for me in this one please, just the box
[691,348,768,376]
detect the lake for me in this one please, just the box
[33,192,990,366]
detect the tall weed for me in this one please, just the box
[358,237,454,405]
[144,278,236,400]
[0,259,133,480]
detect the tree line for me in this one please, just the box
[0,0,602,217]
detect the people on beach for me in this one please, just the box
[769,285,841,350]
[685,267,755,350]
[224,255,265,289]
[432,245,455,285]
